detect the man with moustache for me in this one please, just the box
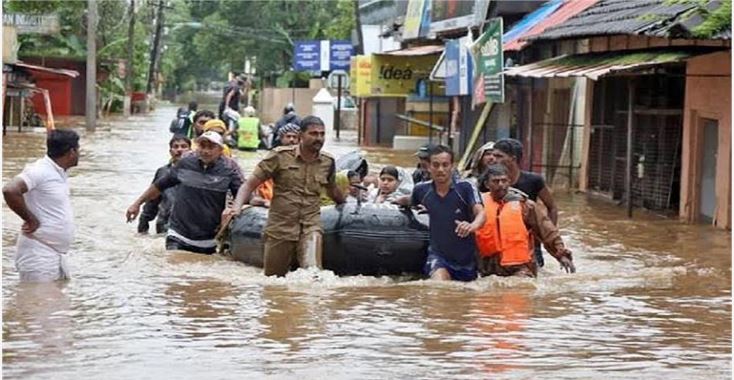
[225,116,345,276]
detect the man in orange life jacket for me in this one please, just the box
[475,164,575,277]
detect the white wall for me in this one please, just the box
[362,25,400,55]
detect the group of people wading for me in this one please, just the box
[393,140,575,281]
[3,95,575,283]
[124,98,575,281]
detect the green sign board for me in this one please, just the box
[471,18,504,104]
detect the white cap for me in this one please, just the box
[197,131,224,147]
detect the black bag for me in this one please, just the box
[169,108,191,135]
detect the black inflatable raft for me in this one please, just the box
[228,203,430,276]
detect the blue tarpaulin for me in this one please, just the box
[503,0,563,47]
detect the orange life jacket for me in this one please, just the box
[256,179,274,201]
[475,193,533,266]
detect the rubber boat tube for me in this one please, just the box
[228,202,429,276]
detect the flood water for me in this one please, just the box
[2,102,731,379]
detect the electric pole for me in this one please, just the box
[353,0,364,55]
[124,0,135,116]
[85,0,97,131]
[146,0,164,96]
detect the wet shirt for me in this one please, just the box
[17,156,74,253]
[155,154,242,243]
[513,171,545,201]
[411,179,482,267]
[140,162,181,227]
[252,145,336,241]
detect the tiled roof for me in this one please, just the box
[505,0,599,51]
[532,0,730,41]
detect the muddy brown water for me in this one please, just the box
[2,103,731,379]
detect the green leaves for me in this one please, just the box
[693,0,732,38]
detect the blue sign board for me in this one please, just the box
[293,40,321,71]
[444,37,473,96]
[329,40,353,71]
[294,40,353,72]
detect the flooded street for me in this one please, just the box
[2,104,731,379]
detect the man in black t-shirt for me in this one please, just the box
[218,74,248,119]
[126,132,243,254]
[491,138,559,267]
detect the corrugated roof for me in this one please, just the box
[503,49,700,80]
[378,45,444,56]
[11,62,80,78]
[505,0,599,51]
[531,0,727,41]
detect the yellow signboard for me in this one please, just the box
[370,53,442,97]
[403,0,426,40]
[350,55,373,97]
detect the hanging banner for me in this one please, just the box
[444,35,473,96]
[470,17,504,104]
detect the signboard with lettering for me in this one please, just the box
[329,40,353,71]
[3,14,59,34]
[294,40,321,71]
[350,55,372,97]
[471,17,504,104]
[370,53,443,97]
[430,0,489,34]
[294,40,353,72]
[403,0,431,40]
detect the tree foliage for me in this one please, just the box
[167,0,356,90]
[693,0,731,38]
[4,0,357,107]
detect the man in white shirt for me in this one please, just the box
[3,129,80,282]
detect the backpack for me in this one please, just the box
[169,108,191,135]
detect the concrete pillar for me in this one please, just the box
[312,88,334,136]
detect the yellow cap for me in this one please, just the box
[203,119,227,134]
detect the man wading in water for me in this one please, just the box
[395,145,486,282]
[492,138,558,267]
[475,164,575,277]
[224,116,345,276]
[3,130,80,282]
[126,131,242,254]
[137,135,191,234]
[249,122,300,208]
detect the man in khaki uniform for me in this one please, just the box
[226,115,345,276]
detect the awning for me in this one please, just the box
[503,49,698,80]
[377,45,443,56]
[11,62,80,78]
